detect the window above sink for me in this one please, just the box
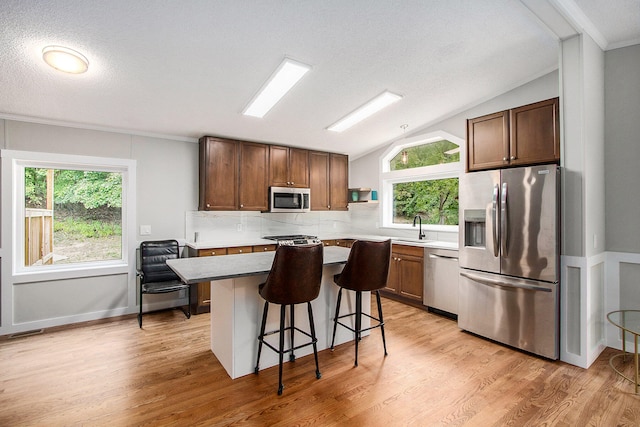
[379,130,464,232]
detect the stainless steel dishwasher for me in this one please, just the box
[424,248,459,318]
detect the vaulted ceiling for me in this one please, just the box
[1,1,638,157]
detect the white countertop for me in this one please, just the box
[186,234,458,251]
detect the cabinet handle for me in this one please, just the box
[503,157,508,161]
[291,181,294,185]
[202,299,211,304]
[206,203,210,208]
[328,205,330,209]
[238,249,243,253]
[510,156,516,160]
[240,204,244,208]
[211,251,216,255]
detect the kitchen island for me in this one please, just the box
[167,245,368,379]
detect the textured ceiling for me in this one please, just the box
[0,0,638,157]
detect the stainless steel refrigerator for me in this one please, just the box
[458,164,560,359]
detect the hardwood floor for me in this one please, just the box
[1,298,638,426]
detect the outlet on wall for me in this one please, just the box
[236,223,242,232]
[140,225,151,235]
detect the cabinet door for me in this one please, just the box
[329,153,349,211]
[288,148,309,188]
[239,142,269,211]
[398,254,424,302]
[199,137,238,210]
[467,111,509,171]
[509,97,560,166]
[309,151,330,210]
[191,246,228,315]
[268,145,289,187]
[386,256,400,293]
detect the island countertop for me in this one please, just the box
[167,245,351,284]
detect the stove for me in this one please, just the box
[263,234,321,246]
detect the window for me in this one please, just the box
[2,149,136,275]
[380,132,464,230]
[24,167,123,266]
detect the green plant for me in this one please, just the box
[53,217,122,239]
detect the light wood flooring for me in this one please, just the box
[1,298,639,426]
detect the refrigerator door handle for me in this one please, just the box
[500,182,508,257]
[460,270,552,293]
[492,184,500,257]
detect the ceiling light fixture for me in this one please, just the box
[42,46,89,74]
[327,91,403,133]
[401,150,409,164]
[400,124,409,164]
[243,58,311,118]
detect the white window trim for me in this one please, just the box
[1,149,136,282]
[379,131,465,231]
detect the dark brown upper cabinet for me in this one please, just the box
[200,136,347,212]
[467,97,560,171]
[199,136,238,211]
[309,152,348,211]
[199,137,268,211]
[269,146,309,188]
[238,141,269,211]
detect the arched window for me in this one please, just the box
[380,131,464,230]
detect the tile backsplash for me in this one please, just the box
[186,210,352,242]
[185,203,458,244]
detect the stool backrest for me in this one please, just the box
[336,239,392,291]
[140,240,180,284]
[260,243,324,305]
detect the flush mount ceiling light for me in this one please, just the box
[243,58,311,118]
[42,45,89,74]
[327,91,403,133]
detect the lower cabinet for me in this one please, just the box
[321,239,354,248]
[382,244,424,307]
[188,244,276,314]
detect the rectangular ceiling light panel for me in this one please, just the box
[328,91,403,132]
[243,58,311,118]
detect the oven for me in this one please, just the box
[263,235,321,246]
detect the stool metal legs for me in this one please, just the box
[255,301,321,395]
[376,291,388,357]
[330,288,387,366]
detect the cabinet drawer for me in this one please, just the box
[253,244,277,252]
[227,246,253,255]
[198,248,227,257]
[335,239,354,248]
[392,244,424,258]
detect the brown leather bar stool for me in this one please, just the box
[254,243,323,395]
[330,239,392,366]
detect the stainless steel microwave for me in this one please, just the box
[269,186,310,213]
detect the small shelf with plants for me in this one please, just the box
[348,188,378,204]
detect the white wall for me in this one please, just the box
[349,70,560,240]
[351,70,559,186]
[558,33,607,368]
[0,119,199,335]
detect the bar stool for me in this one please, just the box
[254,243,323,395]
[330,239,392,366]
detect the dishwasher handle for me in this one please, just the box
[428,253,458,260]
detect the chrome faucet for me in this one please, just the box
[412,215,426,240]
